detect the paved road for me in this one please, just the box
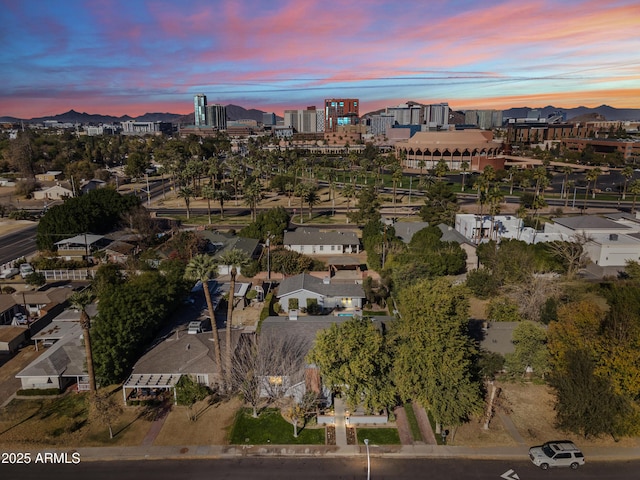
[0,224,37,267]
[3,457,639,480]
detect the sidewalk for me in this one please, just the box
[11,443,639,463]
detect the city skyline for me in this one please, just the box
[1,0,639,119]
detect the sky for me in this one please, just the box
[1,0,639,119]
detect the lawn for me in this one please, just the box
[403,404,423,442]
[356,427,401,445]
[229,408,325,445]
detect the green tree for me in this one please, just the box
[307,316,394,413]
[201,183,215,225]
[628,179,640,214]
[175,375,210,421]
[185,254,222,374]
[243,180,263,222]
[349,186,380,225]
[419,181,459,226]
[124,151,149,178]
[393,278,482,432]
[550,349,634,439]
[504,322,549,378]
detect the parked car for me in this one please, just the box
[529,440,585,470]
[19,263,34,279]
[0,267,19,279]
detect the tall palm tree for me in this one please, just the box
[460,161,469,192]
[304,187,320,220]
[70,290,96,393]
[177,186,194,219]
[629,179,640,214]
[185,255,222,374]
[621,165,634,200]
[342,182,355,218]
[217,248,250,387]
[201,183,215,225]
[243,180,263,221]
[213,187,232,220]
[587,167,602,199]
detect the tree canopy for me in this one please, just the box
[307,316,395,413]
[393,278,482,429]
[37,188,140,250]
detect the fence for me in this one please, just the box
[40,270,95,281]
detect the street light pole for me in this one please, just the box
[364,438,370,480]
[266,234,271,281]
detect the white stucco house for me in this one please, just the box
[276,273,365,313]
[33,185,74,200]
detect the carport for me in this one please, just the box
[122,373,181,405]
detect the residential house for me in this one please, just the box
[276,273,365,313]
[260,314,395,404]
[122,326,244,404]
[80,179,107,194]
[15,324,88,391]
[0,326,28,353]
[35,171,63,182]
[197,231,260,276]
[395,221,478,272]
[0,295,20,325]
[33,184,74,201]
[54,234,108,261]
[283,228,360,255]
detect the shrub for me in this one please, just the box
[306,298,322,315]
[288,298,299,310]
[466,267,499,298]
[487,296,522,322]
[17,388,61,396]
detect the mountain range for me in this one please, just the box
[1,103,639,125]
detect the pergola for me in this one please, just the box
[122,373,181,405]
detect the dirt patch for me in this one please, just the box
[453,382,640,448]
[468,297,488,320]
[346,427,357,445]
[153,396,242,446]
[326,425,335,445]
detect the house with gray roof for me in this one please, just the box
[122,326,244,403]
[197,230,260,276]
[16,326,88,391]
[283,228,360,255]
[276,273,365,313]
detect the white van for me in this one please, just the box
[20,263,34,279]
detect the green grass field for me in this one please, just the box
[229,408,325,445]
[356,427,401,445]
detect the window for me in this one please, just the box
[331,245,335,251]
[319,245,324,251]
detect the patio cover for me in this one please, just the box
[122,373,181,405]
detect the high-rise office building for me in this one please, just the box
[424,103,450,130]
[284,106,321,133]
[386,103,423,125]
[324,98,359,132]
[206,104,227,130]
[194,94,207,126]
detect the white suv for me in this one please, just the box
[529,440,585,470]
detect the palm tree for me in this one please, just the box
[629,179,640,214]
[487,187,505,241]
[217,248,250,387]
[342,183,355,216]
[177,186,194,219]
[243,180,263,221]
[213,187,232,220]
[434,159,449,182]
[621,165,634,200]
[304,186,320,220]
[294,182,311,224]
[70,290,96,393]
[201,183,215,225]
[460,161,469,192]
[561,165,573,201]
[391,164,403,211]
[587,167,602,199]
[185,255,222,374]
